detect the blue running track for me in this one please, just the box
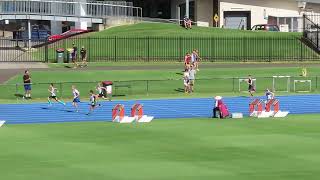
[0,95,319,124]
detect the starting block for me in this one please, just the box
[0,121,5,127]
[112,104,135,123]
[131,104,154,123]
[249,99,289,118]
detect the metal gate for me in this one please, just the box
[224,11,251,30]
[0,38,47,62]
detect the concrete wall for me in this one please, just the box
[171,0,189,19]
[171,0,213,26]
[195,0,214,26]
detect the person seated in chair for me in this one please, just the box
[213,96,230,119]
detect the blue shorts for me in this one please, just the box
[24,84,31,91]
[73,97,80,103]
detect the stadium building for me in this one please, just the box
[168,0,320,31]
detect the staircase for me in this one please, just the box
[303,14,320,53]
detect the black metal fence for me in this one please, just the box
[46,36,319,62]
[0,35,319,62]
[0,38,47,62]
[303,14,320,52]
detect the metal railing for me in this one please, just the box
[1,76,320,100]
[303,14,320,51]
[0,0,142,20]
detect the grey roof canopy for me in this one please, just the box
[297,0,320,4]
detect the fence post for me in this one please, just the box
[88,37,91,62]
[147,36,150,62]
[232,78,235,92]
[300,39,303,61]
[114,36,117,62]
[268,37,271,62]
[243,36,247,62]
[60,82,63,99]
[146,80,149,96]
[179,37,182,62]
[211,37,214,62]
[45,43,48,63]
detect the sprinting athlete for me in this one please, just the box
[72,85,80,112]
[48,83,66,106]
[96,83,108,100]
[86,90,100,115]
[265,89,275,101]
[247,75,255,97]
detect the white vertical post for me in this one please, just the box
[75,0,87,30]
[185,0,189,18]
[28,19,31,49]
[177,6,180,24]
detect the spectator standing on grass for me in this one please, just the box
[183,70,190,93]
[80,46,87,67]
[184,52,191,71]
[247,75,255,97]
[189,65,196,93]
[71,43,78,68]
[23,70,32,99]
[194,49,201,71]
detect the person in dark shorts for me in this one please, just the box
[71,43,78,68]
[79,46,87,67]
[86,90,100,115]
[23,70,32,99]
[96,83,108,100]
[48,83,66,106]
[247,75,255,97]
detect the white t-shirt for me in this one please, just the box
[106,86,112,94]
[189,69,196,80]
[49,87,56,97]
[97,87,103,94]
[73,89,80,98]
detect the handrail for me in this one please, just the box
[0,0,142,20]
